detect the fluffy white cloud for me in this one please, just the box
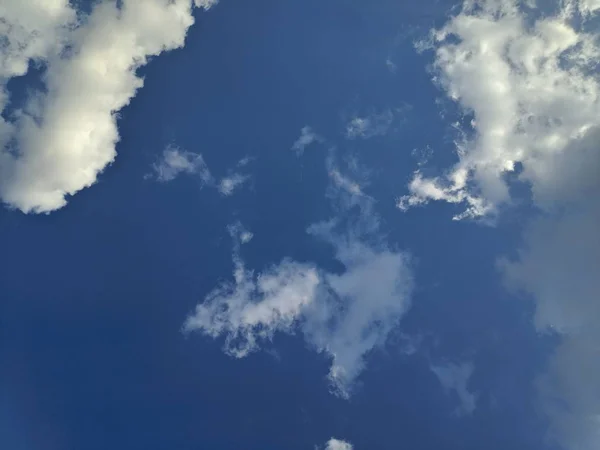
[431,361,477,417]
[399,0,600,217]
[0,0,78,193]
[0,0,75,80]
[184,160,413,397]
[399,1,600,448]
[291,126,321,156]
[324,438,353,450]
[0,0,217,213]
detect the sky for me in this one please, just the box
[0,0,599,449]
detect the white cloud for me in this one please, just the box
[227,221,254,246]
[385,57,397,73]
[411,145,433,167]
[239,231,253,244]
[431,361,477,417]
[345,109,395,140]
[399,0,600,218]
[291,126,321,155]
[345,105,412,141]
[399,1,600,448]
[324,438,353,450]
[151,146,214,184]
[235,155,254,167]
[0,0,75,80]
[184,160,413,398]
[0,0,217,213]
[218,173,249,196]
[195,0,220,8]
[150,147,251,196]
[184,257,320,358]
[328,165,364,197]
[218,156,254,196]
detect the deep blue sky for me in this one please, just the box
[0,1,561,449]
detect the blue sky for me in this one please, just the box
[1,1,599,449]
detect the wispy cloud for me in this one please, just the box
[291,126,322,156]
[218,173,250,196]
[345,106,410,140]
[151,146,214,184]
[149,146,251,197]
[431,361,477,417]
[227,221,254,246]
[184,158,413,398]
[385,58,397,73]
[0,0,217,213]
[346,110,394,140]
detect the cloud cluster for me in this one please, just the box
[399,1,600,448]
[184,160,413,397]
[149,145,250,196]
[0,0,217,213]
[399,0,600,218]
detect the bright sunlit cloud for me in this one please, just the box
[0,0,217,213]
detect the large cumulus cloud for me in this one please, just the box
[0,0,216,213]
